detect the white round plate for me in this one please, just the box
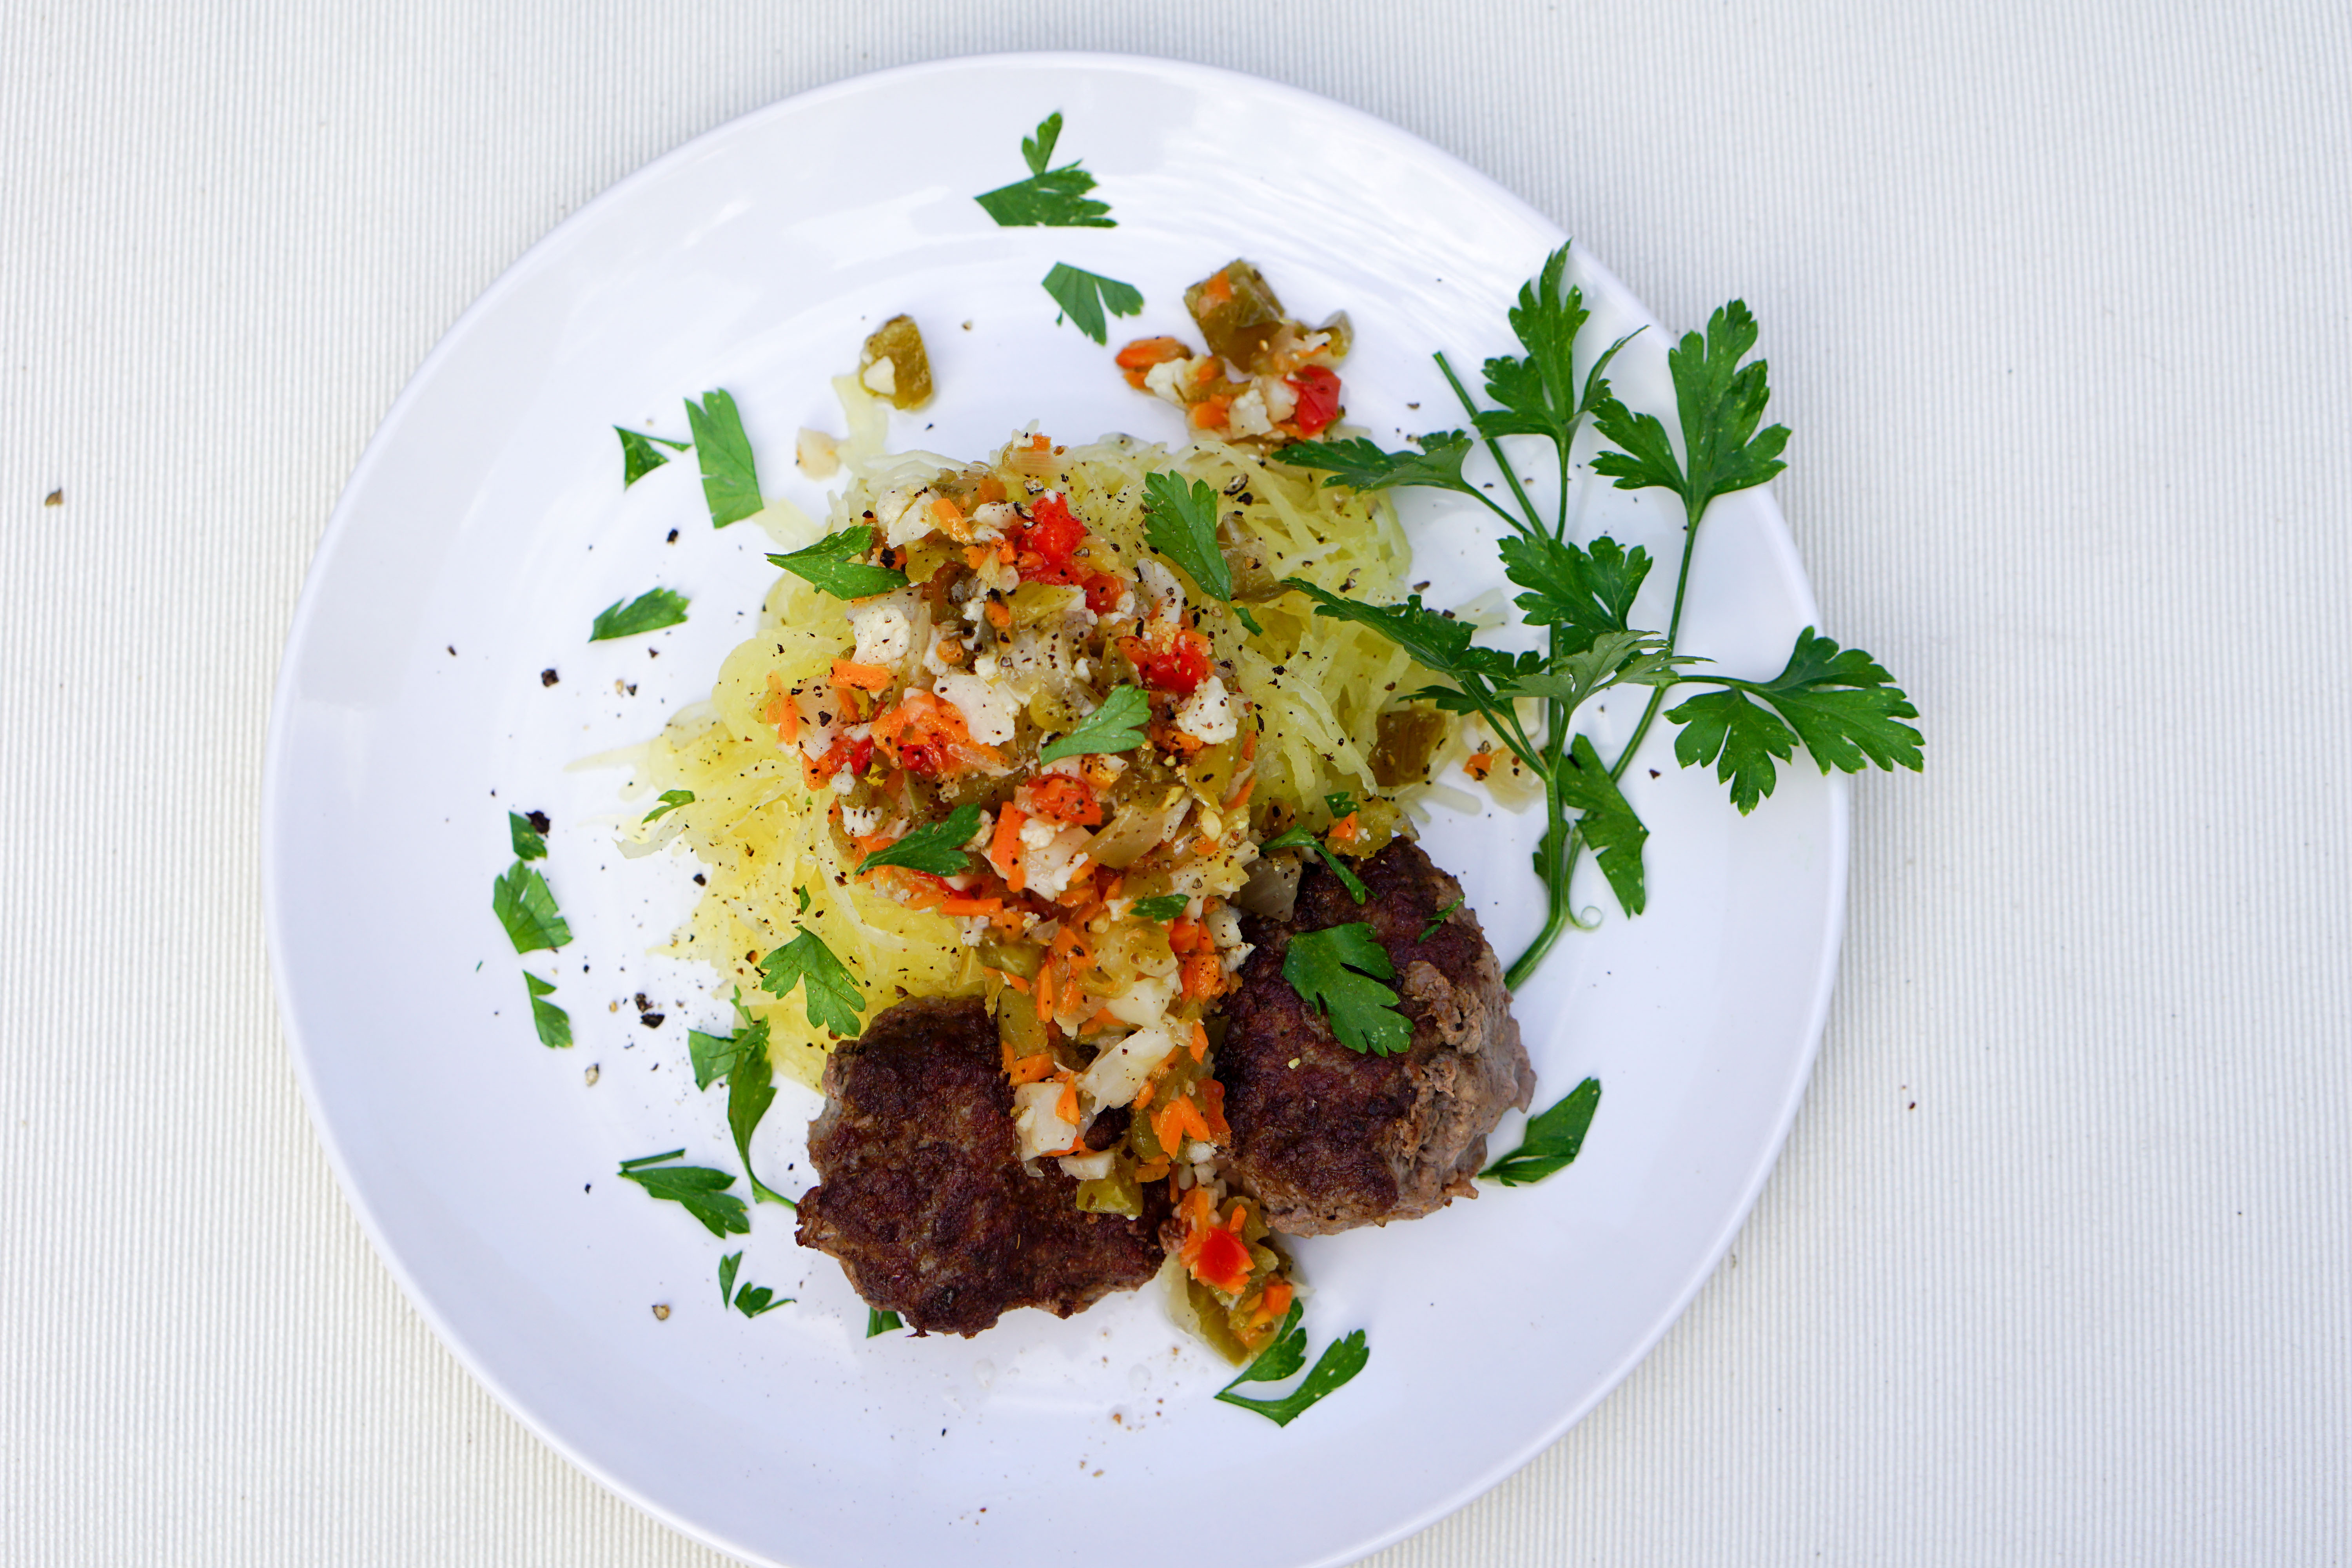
[265,53,1845,1568]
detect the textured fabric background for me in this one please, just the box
[3,2,2346,1563]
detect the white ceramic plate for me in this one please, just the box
[264,53,1844,1568]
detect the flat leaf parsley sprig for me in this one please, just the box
[1278,244,1922,991]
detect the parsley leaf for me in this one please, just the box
[866,1308,904,1337]
[1497,534,1652,652]
[1418,895,1463,941]
[1261,822,1369,905]
[615,426,688,487]
[1472,246,1641,446]
[1282,923,1411,1056]
[1663,688,1796,815]
[615,1151,749,1238]
[1506,630,1689,713]
[1279,581,1521,688]
[642,789,694,823]
[1039,684,1151,764]
[491,862,571,952]
[855,802,985,877]
[1668,628,1924,813]
[686,1025,748,1092]
[766,525,909,600]
[1041,263,1143,345]
[1556,736,1647,916]
[1279,430,1480,501]
[757,929,866,1039]
[523,972,572,1048]
[1022,112,1061,174]
[973,112,1114,227]
[1481,1076,1601,1185]
[590,588,690,641]
[718,1249,739,1306]
[1142,471,1233,601]
[683,388,762,527]
[1129,894,1190,922]
[733,1281,791,1318]
[1591,299,1788,523]
[507,809,547,861]
[721,1012,791,1207]
[1215,1301,1372,1426]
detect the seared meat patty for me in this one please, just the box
[1219,837,1533,1235]
[795,996,1169,1336]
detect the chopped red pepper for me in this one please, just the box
[1191,1225,1253,1296]
[1287,365,1342,436]
[1139,631,1210,696]
[1020,493,1087,564]
[1081,572,1125,615]
[1022,773,1102,826]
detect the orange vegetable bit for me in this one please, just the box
[1220,772,1255,813]
[987,805,1029,888]
[830,658,894,693]
[1134,1157,1171,1185]
[1035,961,1056,1019]
[1329,811,1361,845]
[1203,268,1235,305]
[1188,394,1231,430]
[1055,1077,1080,1126]
[1008,1053,1055,1086]
[1463,747,1497,782]
[1198,1078,1232,1144]
[1240,730,1258,762]
[1115,336,1190,372]
[1180,952,1225,1001]
[1189,1022,1209,1062]
[761,671,801,745]
[985,600,1011,629]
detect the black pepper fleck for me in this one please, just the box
[541,668,559,686]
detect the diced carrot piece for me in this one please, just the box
[1181,952,1223,1000]
[830,659,893,691]
[1189,396,1230,432]
[1009,1053,1055,1085]
[1115,336,1190,372]
[985,601,1011,628]
[1463,747,1496,782]
[1189,1023,1209,1062]
[1056,1078,1079,1125]
[1204,270,1234,304]
[988,806,1028,888]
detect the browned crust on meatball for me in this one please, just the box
[1217,838,1533,1236]
[795,996,1170,1336]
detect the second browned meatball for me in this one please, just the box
[1218,838,1533,1236]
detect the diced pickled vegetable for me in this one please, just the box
[859,314,933,410]
[1185,261,1289,374]
[1232,850,1301,920]
[1076,1166,1142,1217]
[1370,704,1447,786]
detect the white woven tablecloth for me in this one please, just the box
[5,4,2345,1562]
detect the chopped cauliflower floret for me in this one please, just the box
[969,500,1018,541]
[840,803,883,837]
[1056,1149,1115,1180]
[875,483,936,548]
[1134,558,1185,624]
[1102,973,1178,1029]
[1078,1024,1178,1109]
[933,670,1018,745]
[1174,675,1238,744]
[848,595,915,668]
[1259,375,1298,423]
[1225,386,1274,439]
[1013,1080,1083,1160]
[1144,356,1208,405]
[859,356,897,397]
[795,427,841,478]
[1020,821,1093,900]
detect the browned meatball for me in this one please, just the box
[795,996,1169,1336]
[1218,838,1533,1236]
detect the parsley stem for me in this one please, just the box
[1434,353,1544,538]
[1606,493,1710,785]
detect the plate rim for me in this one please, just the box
[262,48,1851,1568]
